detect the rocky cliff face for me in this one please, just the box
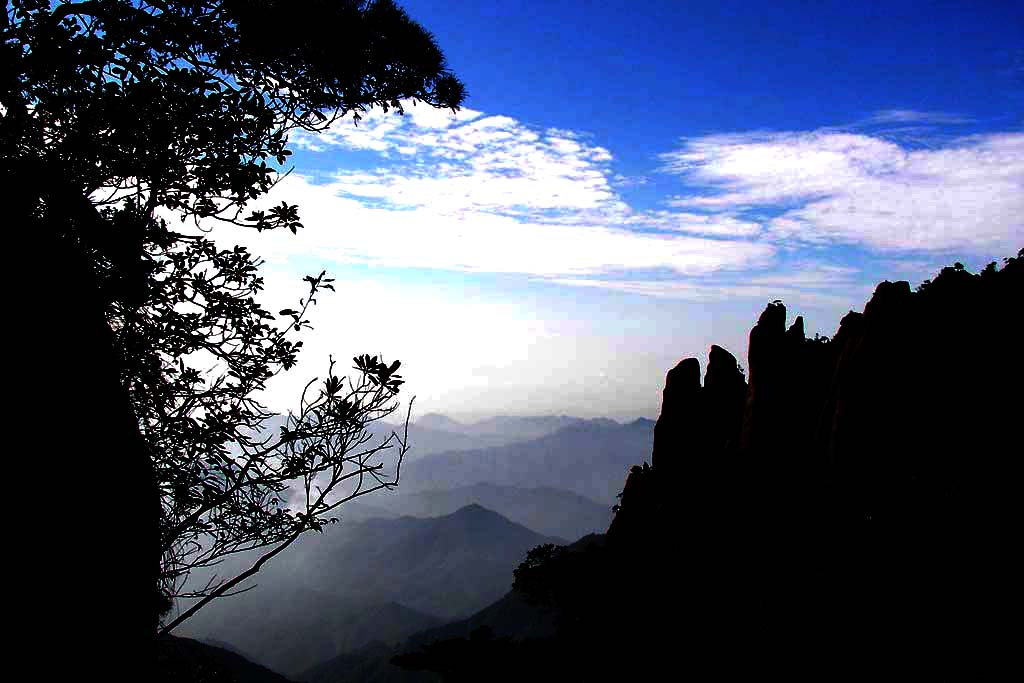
[385,254,1022,681]
[606,252,1022,672]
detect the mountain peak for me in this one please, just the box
[416,413,465,432]
[452,502,497,518]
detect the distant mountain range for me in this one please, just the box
[398,418,655,503]
[178,505,561,677]
[365,421,525,459]
[370,413,644,461]
[248,414,653,501]
[349,482,612,541]
[246,413,626,468]
[412,414,595,440]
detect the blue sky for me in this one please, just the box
[225,0,1023,420]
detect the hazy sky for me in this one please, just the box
[215,0,1023,421]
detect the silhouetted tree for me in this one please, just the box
[4,0,464,674]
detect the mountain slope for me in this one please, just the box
[300,535,607,683]
[399,419,655,503]
[350,483,612,541]
[177,591,440,680]
[299,641,436,683]
[331,505,564,618]
[370,414,607,459]
[156,635,296,683]
[366,421,526,458]
[178,505,561,677]
[427,415,591,440]
[410,413,465,433]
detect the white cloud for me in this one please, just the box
[611,173,649,188]
[550,278,861,309]
[228,175,774,278]
[289,99,772,238]
[624,210,762,237]
[549,260,867,310]
[662,128,1024,252]
[290,102,483,152]
[864,109,973,125]
[313,112,625,220]
[235,101,776,280]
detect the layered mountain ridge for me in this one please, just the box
[399,417,654,502]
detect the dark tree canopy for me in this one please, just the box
[3,1,465,675]
[4,0,464,228]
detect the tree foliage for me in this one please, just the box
[3,0,465,634]
[4,0,463,229]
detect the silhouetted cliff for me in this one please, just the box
[612,251,1023,674]
[393,252,1022,680]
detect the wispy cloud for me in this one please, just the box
[662,128,1024,252]
[238,175,775,277]
[301,109,625,219]
[863,109,974,125]
[290,103,484,153]
[549,260,869,310]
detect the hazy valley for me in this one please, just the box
[173,415,649,679]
